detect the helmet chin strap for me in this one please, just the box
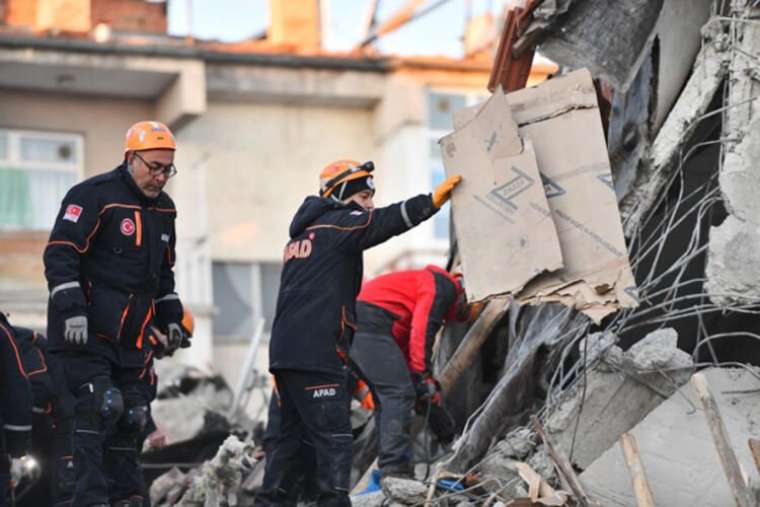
[336,180,349,201]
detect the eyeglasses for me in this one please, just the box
[134,152,178,179]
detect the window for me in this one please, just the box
[426,91,486,240]
[0,129,83,231]
[212,261,282,341]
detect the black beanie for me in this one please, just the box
[334,175,375,201]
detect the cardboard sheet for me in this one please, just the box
[445,69,638,321]
[440,88,564,302]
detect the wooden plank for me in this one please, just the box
[691,372,754,507]
[747,438,760,476]
[530,415,592,507]
[619,432,655,507]
[439,297,510,394]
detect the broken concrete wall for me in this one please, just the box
[707,3,760,305]
[620,18,729,233]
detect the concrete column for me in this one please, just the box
[706,1,760,305]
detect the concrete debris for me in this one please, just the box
[624,327,682,370]
[545,327,693,469]
[175,435,256,506]
[706,215,760,306]
[581,367,760,506]
[350,491,388,507]
[150,468,189,506]
[151,361,236,445]
[446,304,588,474]
[380,476,429,505]
[532,0,664,91]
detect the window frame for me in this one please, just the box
[0,128,84,175]
[211,260,282,343]
[0,128,84,232]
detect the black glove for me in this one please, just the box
[412,372,442,410]
[427,404,456,445]
[4,430,31,459]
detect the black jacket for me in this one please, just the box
[0,313,32,457]
[13,327,73,423]
[269,194,437,373]
[43,164,183,367]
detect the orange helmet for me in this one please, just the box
[319,160,374,198]
[124,121,176,154]
[181,307,194,337]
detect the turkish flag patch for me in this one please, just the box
[120,218,136,236]
[63,204,83,223]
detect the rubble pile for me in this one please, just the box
[150,435,257,507]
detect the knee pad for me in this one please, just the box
[76,380,123,431]
[119,405,148,436]
[100,386,124,430]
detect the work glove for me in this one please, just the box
[427,404,456,445]
[432,175,463,209]
[63,315,88,345]
[166,322,185,351]
[412,372,442,408]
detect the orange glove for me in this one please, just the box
[432,175,463,209]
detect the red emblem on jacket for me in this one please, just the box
[120,218,136,236]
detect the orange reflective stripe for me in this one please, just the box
[304,383,340,391]
[135,305,153,350]
[117,295,132,340]
[0,323,27,379]
[135,210,142,247]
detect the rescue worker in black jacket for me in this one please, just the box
[255,159,462,506]
[13,327,74,507]
[0,313,32,507]
[43,121,187,507]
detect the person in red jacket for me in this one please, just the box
[350,265,467,479]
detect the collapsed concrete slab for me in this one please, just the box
[532,0,664,91]
[545,327,693,469]
[581,367,760,506]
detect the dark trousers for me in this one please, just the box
[57,351,146,507]
[0,454,9,507]
[255,369,352,507]
[261,394,319,504]
[350,331,416,476]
